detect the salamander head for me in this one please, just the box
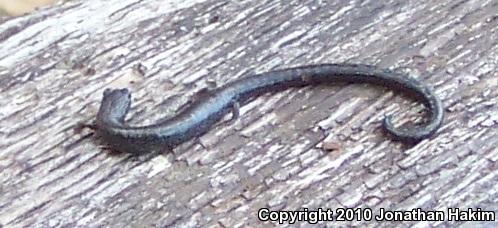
[97,88,132,125]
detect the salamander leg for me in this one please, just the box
[195,88,211,97]
[74,122,98,133]
[176,88,212,114]
[229,101,240,122]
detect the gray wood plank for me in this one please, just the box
[1,0,497,227]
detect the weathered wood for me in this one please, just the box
[1,0,498,227]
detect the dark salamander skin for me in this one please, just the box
[95,64,444,154]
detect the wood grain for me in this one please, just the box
[1,0,497,227]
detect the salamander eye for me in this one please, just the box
[104,88,112,96]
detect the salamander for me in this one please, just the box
[93,64,444,154]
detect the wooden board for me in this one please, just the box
[1,0,497,227]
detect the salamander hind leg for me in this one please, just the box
[230,101,240,122]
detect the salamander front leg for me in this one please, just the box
[230,101,240,122]
[74,122,98,134]
[217,100,240,127]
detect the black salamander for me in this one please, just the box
[94,64,444,154]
